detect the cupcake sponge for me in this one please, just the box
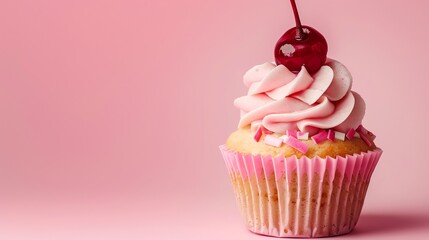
[226,127,376,159]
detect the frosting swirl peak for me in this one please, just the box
[234,59,365,135]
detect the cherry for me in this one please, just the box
[274,0,328,73]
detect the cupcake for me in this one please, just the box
[219,1,382,238]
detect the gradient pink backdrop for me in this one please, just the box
[1,0,429,239]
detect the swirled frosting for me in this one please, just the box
[234,59,365,135]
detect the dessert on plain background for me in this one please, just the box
[220,59,382,237]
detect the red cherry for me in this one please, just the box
[274,26,328,73]
[274,0,328,73]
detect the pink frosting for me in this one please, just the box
[234,59,365,134]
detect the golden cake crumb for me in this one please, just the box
[226,127,376,158]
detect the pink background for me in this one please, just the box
[1,0,429,239]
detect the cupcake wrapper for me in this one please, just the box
[220,145,382,238]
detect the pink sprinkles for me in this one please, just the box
[356,125,368,135]
[262,128,274,135]
[252,126,375,148]
[286,129,298,138]
[311,131,328,144]
[358,132,373,147]
[327,129,335,141]
[283,136,308,153]
[367,131,376,141]
[264,135,283,147]
[346,128,356,140]
[356,124,374,146]
[253,126,263,142]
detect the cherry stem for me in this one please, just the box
[290,0,306,40]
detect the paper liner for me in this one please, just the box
[220,145,382,238]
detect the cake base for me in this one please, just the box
[226,127,376,159]
[220,145,382,238]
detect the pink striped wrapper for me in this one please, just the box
[219,145,382,238]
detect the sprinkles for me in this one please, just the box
[253,126,374,148]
